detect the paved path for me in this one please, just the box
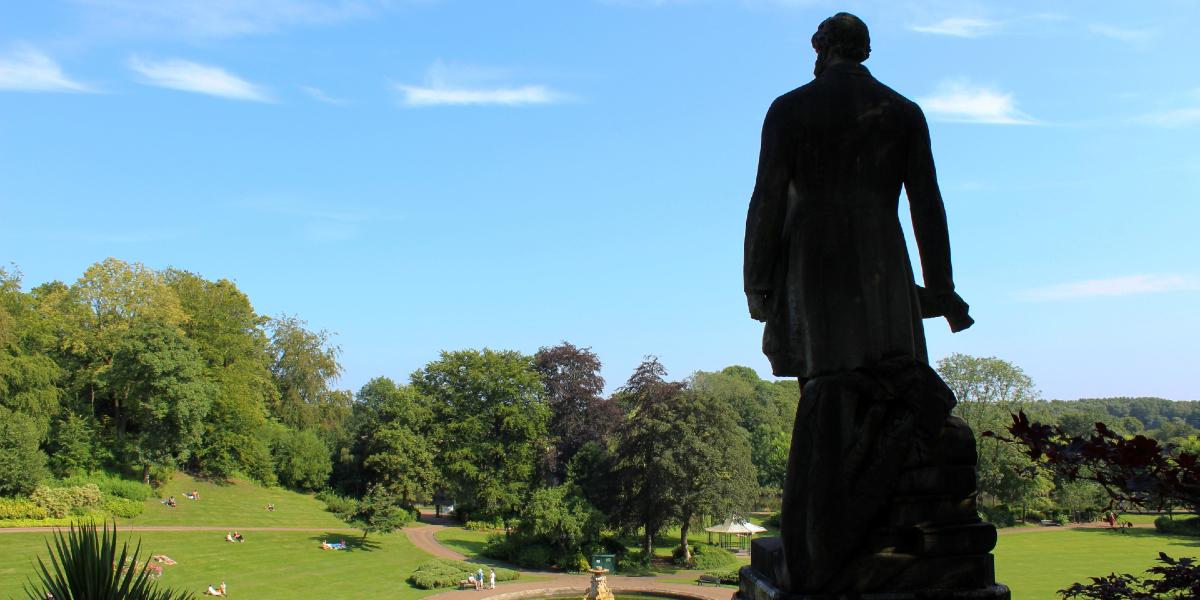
[405,516,467,560]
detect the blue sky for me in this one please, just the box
[2,1,1198,400]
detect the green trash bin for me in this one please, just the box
[590,553,616,573]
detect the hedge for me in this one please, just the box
[406,559,519,589]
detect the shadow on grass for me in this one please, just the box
[1071,527,1200,548]
[307,532,382,552]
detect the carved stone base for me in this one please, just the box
[738,562,1010,600]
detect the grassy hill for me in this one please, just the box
[0,529,435,600]
[122,472,349,529]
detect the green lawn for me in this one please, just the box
[995,527,1200,598]
[434,528,493,557]
[0,529,437,600]
[121,472,348,529]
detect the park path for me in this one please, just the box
[408,510,734,600]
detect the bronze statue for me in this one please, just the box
[739,13,1007,600]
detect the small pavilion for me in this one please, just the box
[705,515,767,550]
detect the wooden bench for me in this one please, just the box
[1039,519,1061,527]
[696,575,722,586]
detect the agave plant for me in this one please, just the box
[26,521,194,600]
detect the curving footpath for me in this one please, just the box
[404,513,735,600]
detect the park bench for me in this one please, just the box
[1039,519,1061,527]
[696,575,722,586]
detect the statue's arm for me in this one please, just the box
[906,104,973,331]
[904,104,954,294]
[744,100,792,321]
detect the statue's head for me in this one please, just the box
[812,12,870,75]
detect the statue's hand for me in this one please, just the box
[747,292,771,322]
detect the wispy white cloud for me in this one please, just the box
[72,0,373,38]
[394,60,568,107]
[1136,89,1200,128]
[0,45,92,92]
[1088,23,1155,44]
[1018,274,1200,301]
[919,79,1036,125]
[129,56,272,102]
[301,85,349,105]
[909,17,1000,38]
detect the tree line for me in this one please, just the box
[0,259,797,566]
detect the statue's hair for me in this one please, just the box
[811,12,871,63]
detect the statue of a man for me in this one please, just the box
[740,14,1006,597]
[744,12,971,380]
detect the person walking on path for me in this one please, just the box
[489,569,496,590]
[476,568,484,590]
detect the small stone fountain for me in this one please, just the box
[584,567,615,600]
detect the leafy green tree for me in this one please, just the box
[107,321,214,483]
[937,353,1038,505]
[670,389,759,561]
[347,484,415,540]
[0,405,48,495]
[0,266,63,437]
[47,411,102,477]
[413,349,549,521]
[355,377,439,505]
[166,270,278,480]
[565,441,619,516]
[515,485,604,565]
[267,425,333,491]
[691,366,797,490]
[267,315,342,431]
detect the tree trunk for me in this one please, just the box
[680,513,692,563]
[643,527,653,561]
[142,463,151,485]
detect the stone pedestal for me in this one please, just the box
[740,359,1008,600]
[740,537,1009,600]
[585,568,615,600]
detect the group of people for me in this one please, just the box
[466,568,496,591]
[320,539,348,550]
[224,531,245,543]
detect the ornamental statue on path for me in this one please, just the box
[740,12,1008,600]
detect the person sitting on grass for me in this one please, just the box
[320,539,344,550]
[204,581,226,596]
[266,503,275,512]
[152,555,176,565]
[232,531,244,543]
[225,532,236,543]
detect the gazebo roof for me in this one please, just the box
[704,515,767,535]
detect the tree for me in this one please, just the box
[47,411,102,477]
[267,315,342,431]
[413,349,549,521]
[936,354,1038,505]
[107,321,214,483]
[0,266,63,438]
[0,405,48,495]
[534,343,616,481]
[267,425,333,491]
[670,388,759,561]
[691,366,798,490]
[612,357,684,560]
[347,484,415,540]
[166,271,278,480]
[514,485,604,566]
[356,378,439,505]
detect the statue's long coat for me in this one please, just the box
[744,62,956,378]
